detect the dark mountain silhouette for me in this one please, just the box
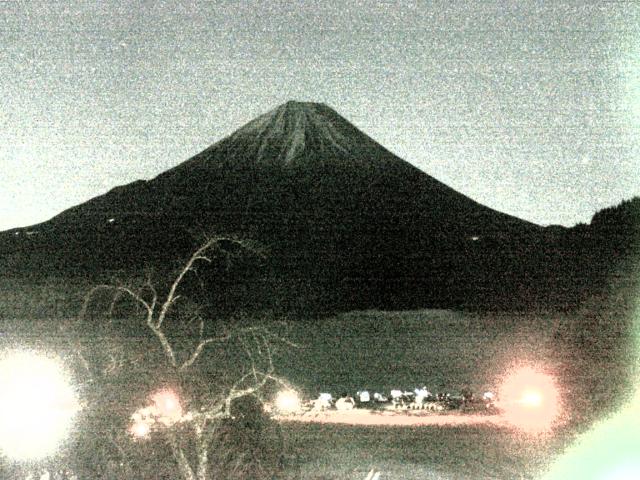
[1,102,636,312]
[47,101,536,233]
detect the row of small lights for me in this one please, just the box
[0,349,562,462]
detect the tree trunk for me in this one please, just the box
[167,431,196,480]
[195,424,210,480]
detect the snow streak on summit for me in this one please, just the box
[225,101,360,165]
[163,100,428,178]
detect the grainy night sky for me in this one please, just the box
[1,1,639,231]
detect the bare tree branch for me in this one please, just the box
[107,289,124,318]
[156,238,221,329]
[148,322,177,368]
[77,236,291,480]
[239,325,301,350]
[198,317,205,339]
[178,332,230,371]
[142,272,158,315]
[194,423,209,480]
[167,430,196,480]
[81,284,154,323]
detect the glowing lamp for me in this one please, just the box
[130,421,150,439]
[498,365,561,433]
[0,350,79,460]
[151,389,183,425]
[275,389,301,414]
[521,390,543,407]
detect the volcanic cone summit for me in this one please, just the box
[1,100,544,310]
[227,101,361,165]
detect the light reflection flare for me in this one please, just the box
[498,365,561,433]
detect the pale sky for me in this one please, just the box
[1,1,639,231]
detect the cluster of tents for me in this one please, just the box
[309,388,497,411]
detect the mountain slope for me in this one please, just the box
[50,101,537,240]
[1,101,547,311]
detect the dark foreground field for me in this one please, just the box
[270,304,637,479]
[0,276,637,479]
[279,422,571,480]
[274,306,637,421]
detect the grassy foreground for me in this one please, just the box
[0,276,636,479]
[269,306,636,479]
[279,422,571,480]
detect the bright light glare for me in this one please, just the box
[275,389,301,414]
[130,421,150,439]
[151,389,183,425]
[521,390,543,407]
[498,365,561,433]
[0,351,79,460]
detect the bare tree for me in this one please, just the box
[78,237,294,480]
